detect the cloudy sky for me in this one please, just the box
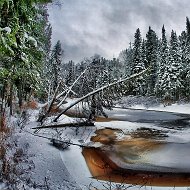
[47,0,190,62]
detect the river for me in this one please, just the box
[56,108,190,189]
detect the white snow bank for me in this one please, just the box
[132,103,190,115]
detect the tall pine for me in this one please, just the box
[184,17,190,97]
[131,28,145,95]
[49,40,63,90]
[145,27,159,95]
[155,25,169,97]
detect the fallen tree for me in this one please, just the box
[53,68,149,122]
[32,121,94,129]
[37,67,88,123]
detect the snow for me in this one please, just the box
[116,95,190,115]
[0,183,7,190]
[132,103,190,115]
[3,109,81,190]
[16,130,80,190]
[3,99,190,189]
[28,36,37,47]
[52,98,190,190]
[24,32,28,39]
[2,27,11,33]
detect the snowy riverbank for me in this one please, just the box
[2,99,190,190]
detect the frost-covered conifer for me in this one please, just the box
[145,27,159,95]
[158,30,183,100]
[155,25,169,97]
[131,28,145,95]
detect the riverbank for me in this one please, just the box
[0,108,81,190]
[1,98,190,189]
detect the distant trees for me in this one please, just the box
[36,14,190,123]
[62,16,190,105]
[43,16,190,109]
[117,17,190,102]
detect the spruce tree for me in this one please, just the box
[131,28,145,95]
[155,25,169,98]
[145,27,159,95]
[159,31,183,101]
[141,39,148,68]
[125,44,133,77]
[0,0,52,112]
[183,17,190,97]
[49,40,63,91]
[65,60,75,86]
[169,31,184,99]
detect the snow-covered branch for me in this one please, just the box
[53,68,149,122]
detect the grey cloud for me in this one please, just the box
[48,0,190,62]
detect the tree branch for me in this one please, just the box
[53,68,149,122]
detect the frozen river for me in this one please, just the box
[54,108,190,189]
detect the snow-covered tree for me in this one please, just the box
[0,0,52,113]
[141,39,148,68]
[183,17,190,97]
[118,43,133,77]
[49,40,63,91]
[145,27,159,95]
[155,25,169,97]
[65,60,76,86]
[158,30,183,101]
[131,28,145,95]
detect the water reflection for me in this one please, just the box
[82,147,190,187]
[160,119,190,130]
[129,127,168,139]
[83,127,190,187]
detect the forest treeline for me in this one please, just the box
[1,0,190,119]
[62,19,190,103]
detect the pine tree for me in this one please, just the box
[0,0,52,113]
[65,60,75,86]
[132,29,143,74]
[179,31,186,65]
[124,44,133,77]
[183,17,190,97]
[159,30,183,101]
[131,28,145,95]
[141,39,148,68]
[145,27,159,95]
[49,40,63,90]
[155,25,169,97]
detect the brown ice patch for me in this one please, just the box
[82,147,190,187]
[91,128,165,164]
[91,128,122,145]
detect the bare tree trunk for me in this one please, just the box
[37,67,88,123]
[32,121,94,129]
[9,84,13,115]
[41,67,88,109]
[37,82,60,123]
[56,67,88,108]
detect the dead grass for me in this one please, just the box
[22,100,38,110]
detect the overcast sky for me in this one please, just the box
[47,0,190,62]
